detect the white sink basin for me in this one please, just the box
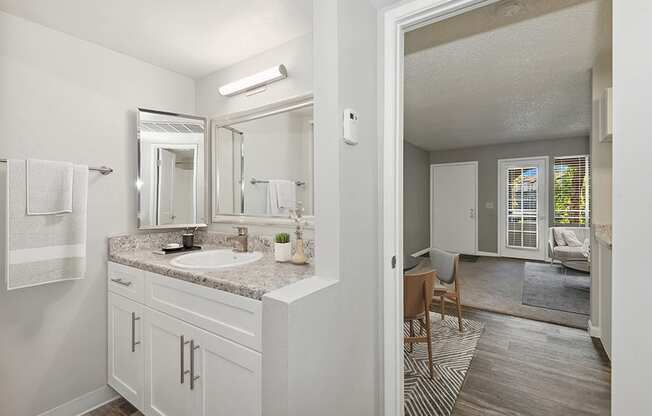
[170,249,263,270]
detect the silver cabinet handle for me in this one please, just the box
[131,312,141,352]
[180,335,190,384]
[111,278,132,287]
[190,340,200,390]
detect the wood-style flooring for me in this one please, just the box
[453,308,611,416]
[86,309,611,416]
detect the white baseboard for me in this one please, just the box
[38,385,118,416]
[588,319,602,338]
[476,251,499,257]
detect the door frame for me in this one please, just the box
[496,156,549,261]
[430,161,478,255]
[379,1,501,415]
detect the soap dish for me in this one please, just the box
[161,245,202,254]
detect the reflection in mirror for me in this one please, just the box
[214,104,313,219]
[137,109,206,229]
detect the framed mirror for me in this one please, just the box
[137,108,207,229]
[212,95,314,226]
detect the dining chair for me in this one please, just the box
[430,248,464,332]
[403,269,436,379]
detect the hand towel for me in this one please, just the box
[26,159,74,215]
[5,159,88,290]
[266,179,296,216]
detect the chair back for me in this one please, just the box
[429,248,458,284]
[403,270,436,319]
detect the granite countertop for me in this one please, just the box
[109,243,314,301]
[594,224,612,249]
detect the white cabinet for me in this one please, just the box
[107,262,262,416]
[193,327,262,416]
[108,293,145,409]
[143,308,195,416]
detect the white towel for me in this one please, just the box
[266,180,296,217]
[26,159,74,215]
[5,159,88,290]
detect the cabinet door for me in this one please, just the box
[108,293,145,409]
[192,327,262,416]
[144,308,194,416]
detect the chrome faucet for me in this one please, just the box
[228,226,248,252]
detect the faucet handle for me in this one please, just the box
[234,226,248,236]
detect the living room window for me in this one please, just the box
[553,155,590,226]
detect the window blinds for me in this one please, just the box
[506,166,539,249]
[553,155,590,226]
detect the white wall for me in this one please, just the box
[0,11,196,416]
[612,1,652,414]
[313,0,380,414]
[196,34,313,118]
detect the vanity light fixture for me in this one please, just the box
[218,65,288,97]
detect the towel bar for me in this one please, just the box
[0,158,113,175]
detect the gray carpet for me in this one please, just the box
[404,315,484,416]
[522,262,590,315]
[411,257,589,328]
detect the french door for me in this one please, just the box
[498,157,548,260]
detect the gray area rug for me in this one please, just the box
[404,315,484,416]
[522,262,590,315]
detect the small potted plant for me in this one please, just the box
[274,232,291,262]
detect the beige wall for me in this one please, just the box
[0,11,196,416]
[403,141,430,268]
[428,136,590,253]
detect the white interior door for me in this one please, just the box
[157,148,176,225]
[430,162,478,255]
[498,157,548,260]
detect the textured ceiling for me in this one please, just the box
[0,0,312,78]
[404,0,603,151]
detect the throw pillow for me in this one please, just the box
[563,230,583,247]
[553,228,567,246]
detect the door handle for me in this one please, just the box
[469,208,475,219]
[190,340,200,390]
[180,335,190,384]
[131,312,141,352]
[111,278,132,287]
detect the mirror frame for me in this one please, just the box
[136,108,209,230]
[210,93,315,228]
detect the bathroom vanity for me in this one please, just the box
[106,233,313,416]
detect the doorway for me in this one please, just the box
[497,156,549,261]
[430,162,478,255]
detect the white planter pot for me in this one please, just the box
[274,242,292,262]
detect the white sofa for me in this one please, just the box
[548,227,590,271]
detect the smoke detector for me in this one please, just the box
[495,0,524,17]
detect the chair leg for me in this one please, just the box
[419,318,425,335]
[408,320,414,353]
[455,280,463,332]
[456,298,463,332]
[425,307,434,380]
[440,295,445,320]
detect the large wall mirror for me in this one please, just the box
[137,108,207,229]
[212,97,314,226]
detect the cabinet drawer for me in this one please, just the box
[145,272,262,352]
[108,262,145,303]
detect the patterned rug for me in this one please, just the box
[404,314,484,416]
